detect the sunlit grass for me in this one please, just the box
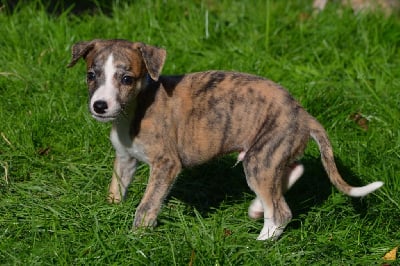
[0,0,399,264]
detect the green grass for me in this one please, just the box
[0,0,399,264]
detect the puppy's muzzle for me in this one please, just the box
[90,99,119,122]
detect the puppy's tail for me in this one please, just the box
[309,117,383,197]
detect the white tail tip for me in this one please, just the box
[349,181,384,197]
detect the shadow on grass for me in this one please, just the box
[169,156,251,216]
[169,155,372,220]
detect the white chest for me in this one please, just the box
[110,124,149,164]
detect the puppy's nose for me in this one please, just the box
[93,100,108,114]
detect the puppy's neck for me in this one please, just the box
[112,100,136,133]
[112,73,155,136]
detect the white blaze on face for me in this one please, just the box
[90,53,121,120]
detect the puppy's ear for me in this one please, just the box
[67,40,98,68]
[137,44,166,81]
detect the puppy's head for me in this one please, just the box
[68,39,166,122]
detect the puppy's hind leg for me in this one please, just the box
[283,162,304,193]
[248,197,264,219]
[248,162,304,220]
[244,152,293,240]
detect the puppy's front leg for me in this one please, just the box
[133,157,181,228]
[108,156,137,203]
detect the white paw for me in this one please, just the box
[256,219,285,241]
[248,198,264,219]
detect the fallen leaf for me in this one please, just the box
[350,112,369,131]
[223,228,232,237]
[298,12,311,22]
[38,147,51,156]
[383,246,398,261]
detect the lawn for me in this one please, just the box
[0,0,399,264]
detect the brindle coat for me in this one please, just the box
[68,39,383,240]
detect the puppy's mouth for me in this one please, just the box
[89,100,131,122]
[89,101,123,122]
[91,113,119,122]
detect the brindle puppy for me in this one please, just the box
[68,39,383,240]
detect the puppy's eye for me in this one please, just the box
[87,71,96,81]
[121,76,134,85]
